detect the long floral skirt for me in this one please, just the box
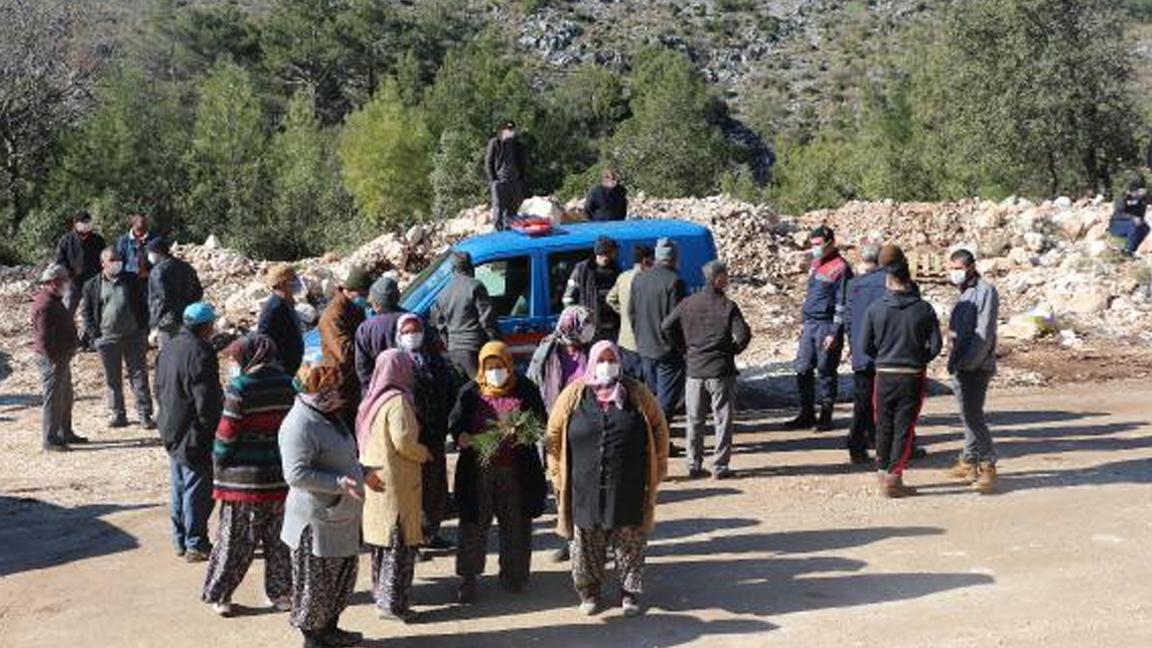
[202,500,292,604]
[288,527,358,632]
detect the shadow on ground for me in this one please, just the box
[0,495,153,577]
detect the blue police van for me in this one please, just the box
[306,219,717,361]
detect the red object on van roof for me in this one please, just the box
[510,217,553,236]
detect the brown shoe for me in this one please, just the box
[972,462,997,494]
[946,459,977,483]
[882,473,918,498]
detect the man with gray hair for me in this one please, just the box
[662,260,752,479]
[843,242,888,465]
[32,264,85,451]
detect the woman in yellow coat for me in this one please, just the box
[545,340,669,618]
[356,349,430,622]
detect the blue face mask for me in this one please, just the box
[351,296,372,316]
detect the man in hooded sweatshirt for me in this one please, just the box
[861,260,942,498]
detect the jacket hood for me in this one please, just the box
[884,290,922,310]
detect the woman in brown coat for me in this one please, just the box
[357,349,430,622]
[545,340,669,618]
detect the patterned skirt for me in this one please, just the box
[571,526,648,598]
[369,525,418,615]
[202,500,291,604]
[289,526,358,632]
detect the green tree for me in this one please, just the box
[339,81,433,229]
[430,129,486,220]
[131,0,263,84]
[184,60,268,246]
[603,48,731,197]
[927,0,1142,196]
[263,87,357,258]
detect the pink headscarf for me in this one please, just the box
[583,340,627,409]
[355,349,414,449]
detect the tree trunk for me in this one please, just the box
[4,135,24,238]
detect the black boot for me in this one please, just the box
[816,403,834,432]
[321,624,363,648]
[786,373,817,429]
[302,631,333,648]
[783,411,816,429]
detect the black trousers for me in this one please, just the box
[848,370,876,453]
[874,372,925,475]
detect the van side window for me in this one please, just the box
[475,256,532,318]
[548,249,592,316]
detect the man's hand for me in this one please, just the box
[457,433,473,450]
[822,335,836,351]
[364,471,385,493]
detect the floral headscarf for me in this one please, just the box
[295,361,347,416]
[555,305,593,347]
[225,333,279,374]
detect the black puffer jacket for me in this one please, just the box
[149,256,204,330]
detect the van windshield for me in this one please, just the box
[400,250,452,311]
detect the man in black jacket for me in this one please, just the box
[432,252,498,382]
[861,261,942,498]
[630,238,687,425]
[662,261,751,479]
[147,238,204,348]
[485,120,528,231]
[155,302,224,561]
[82,247,154,429]
[54,210,106,317]
[584,168,628,221]
[563,236,621,342]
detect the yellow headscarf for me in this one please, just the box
[476,341,517,397]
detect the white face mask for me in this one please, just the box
[147,252,161,266]
[399,332,424,352]
[76,222,93,234]
[485,368,509,388]
[228,364,242,379]
[811,245,826,260]
[595,362,621,382]
[106,261,123,277]
[949,269,969,286]
[59,284,73,303]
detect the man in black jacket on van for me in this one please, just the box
[861,261,942,498]
[485,120,528,231]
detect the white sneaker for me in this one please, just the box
[578,599,599,616]
[212,601,232,617]
[621,595,641,618]
[266,597,291,612]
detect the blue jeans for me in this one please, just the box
[169,457,215,553]
[640,353,686,423]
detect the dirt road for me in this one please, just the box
[2,380,1151,647]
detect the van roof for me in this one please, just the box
[454,219,710,258]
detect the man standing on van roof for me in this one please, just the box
[485,120,528,232]
[563,236,621,343]
[432,252,498,382]
[584,168,628,221]
[607,244,654,380]
[630,238,687,427]
[787,226,853,432]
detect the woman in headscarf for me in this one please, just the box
[545,341,669,618]
[202,334,296,617]
[279,361,365,648]
[357,349,429,622]
[527,305,595,409]
[449,341,548,604]
[396,313,455,552]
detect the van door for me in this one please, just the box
[473,253,548,360]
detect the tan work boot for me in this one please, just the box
[881,472,918,498]
[972,462,997,494]
[946,459,977,483]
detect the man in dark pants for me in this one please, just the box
[563,236,621,342]
[861,261,942,498]
[844,243,885,464]
[54,210,106,319]
[485,120,528,231]
[82,247,155,429]
[147,237,204,349]
[662,261,752,479]
[630,238,687,455]
[786,226,853,431]
[432,252,498,383]
[946,248,1001,494]
[155,302,224,561]
[31,264,86,451]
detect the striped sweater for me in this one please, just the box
[212,366,296,502]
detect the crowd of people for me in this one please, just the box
[31,198,1015,647]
